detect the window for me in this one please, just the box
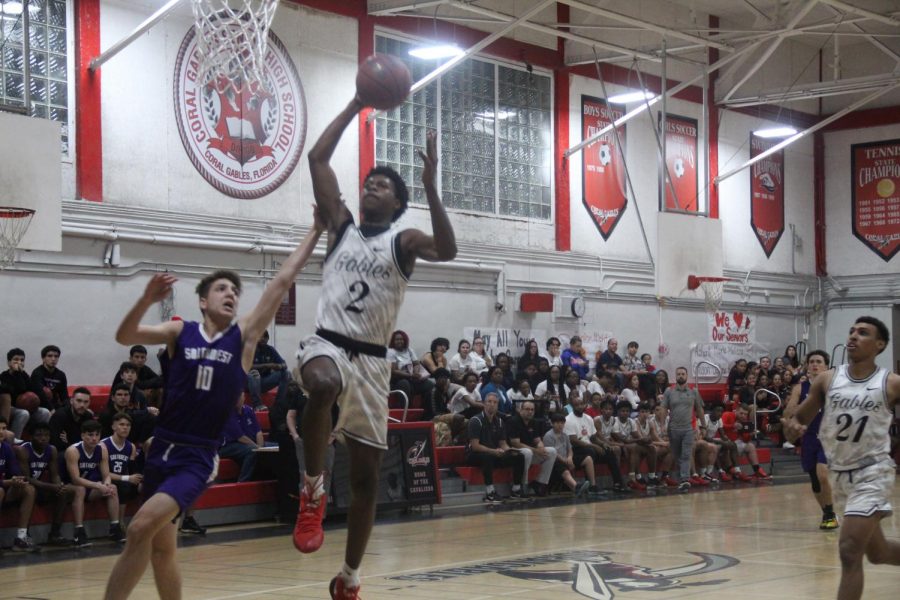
[375,32,552,220]
[0,0,71,156]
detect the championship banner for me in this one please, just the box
[464,327,546,359]
[582,95,626,239]
[749,133,785,257]
[690,342,770,382]
[851,138,900,261]
[708,310,755,343]
[659,113,699,212]
[394,422,441,506]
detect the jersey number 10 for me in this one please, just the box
[196,365,214,391]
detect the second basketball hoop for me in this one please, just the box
[687,275,730,314]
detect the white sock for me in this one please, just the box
[16,528,27,539]
[110,520,119,526]
[340,563,360,588]
[303,472,325,499]
[628,472,635,480]
[486,484,495,494]
[512,484,521,492]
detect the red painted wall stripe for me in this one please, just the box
[707,15,719,219]
[75,0,102,202]
[555,3,570,252]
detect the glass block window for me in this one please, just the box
[375,32,552,220]
[0,0,70,156]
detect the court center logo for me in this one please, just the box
[389,550,738,600]
[174,26,307,199]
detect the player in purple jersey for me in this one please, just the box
[299,95,456,600]
[784,350,838,530]
[65,419,118,547]
[16,421,80,545]
[103,212,322,600]
[103,413,141,529]
[0,415,38,551]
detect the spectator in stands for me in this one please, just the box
[621,374,642,411]
[597,339,625,387]
[387,330,434,406]
[49,387,94,453]
[641,353,656,373]
[593,398,624,462]
[516,340,541,373]
[612,400,656,490]
[478,366,513,417]
[721,404,769,480]
[65,419,120,547]
[1,348,50,438]
[112,346,164,408]
[421,337,449,375]
[772,356,787,379]
[661,367,706,492]
[102,413,141,530]
[533,357,550,389]
[565,392,627,493]
[31,345,69,412]
[585,392,604,419]
[654,370,669,403]
[493,353,516,389]
[726,359,748,400]
[0,416,37,551]
[564,368,588,404]
[508,374,535,407]
[543,412,592,496]
[16,421,79,545]
[703,404,736,482]
[507,400,556,496]
[427,369,467,442]
[649,405,677,487]
[470,337,492,372]
[100,383,158,443]
[759,356,772,378]
[561,336,589,381]
[621,341,644,373]
[113,362,147,410]
[448,372,484,419]
[218,396,264,482]
[247,330,288,412]
[448,339,480,384]
[466,392,527,503]
[692,423,718,485]
[782,344,800,370]
[534,365,565,415]
[544,337,563,367]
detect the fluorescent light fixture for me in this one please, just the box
[408,44,464,60]
[475,110,516,120]
[754,126,798,138]
[607,90,656,103]
[2,1,24,15]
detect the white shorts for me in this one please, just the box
[296,334,391,450]
[830,461,895,518]
[736,439,751,455]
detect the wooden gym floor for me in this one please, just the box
[3,481,898,600]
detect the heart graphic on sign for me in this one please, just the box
[733,312,744,328]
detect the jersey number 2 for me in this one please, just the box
[835,413,869,443]
[344,281,370,313]
[196,365,214,391]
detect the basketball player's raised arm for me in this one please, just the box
[785,370,831,441]
[783,382,802,420]
[116,274,184,347]
[307,98,357,232]
[401,131,457,263]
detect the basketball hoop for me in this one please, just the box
[191,0,279,95]
[0,207,34,269]
[687,275,730,313]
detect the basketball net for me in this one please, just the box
[687,275,728,314]
[0,207,34,269]
[191,0,278,95]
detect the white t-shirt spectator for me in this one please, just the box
[651,415,669,440]
[621,388,641,410]
[586,380,605,398]
[533,381,568,413]
[542,353,563,367]
[704,414,724,441]
[449,385,481,414]
[448,352,480,376]
[613,417,636,439]
[564,412,596,443]
[595,415,616,442]
[508,389,534,403]
[386,347,417,375]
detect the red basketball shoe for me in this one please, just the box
[330,576,361,600]
[293,483,326,553]
[627,479,646,492]
[733,470,753,483]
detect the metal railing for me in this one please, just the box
[387,389,409,424]
[693,360,724,384]
[752,388,783,435]
[831,343,847,366]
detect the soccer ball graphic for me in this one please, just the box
[673,157,685,178]
[598,144,612,166]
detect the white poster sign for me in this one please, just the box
[464,328,546,359]
[690,342,769,382]
[708,310,755,343]
[557,331,616,369]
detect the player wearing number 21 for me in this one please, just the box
[785,316,900,600]
[295,93,457,599]
[102,211,323,599]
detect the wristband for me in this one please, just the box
[122,475,130,482]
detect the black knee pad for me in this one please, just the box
[809,469,821,494]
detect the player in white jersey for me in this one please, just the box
[295,94,457,600]
[786,316,900,600]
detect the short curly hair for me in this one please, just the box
[366,166,409,221]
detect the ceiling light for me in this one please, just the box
[408,44,464,60]
[754,126,798,138]
[2,1,24,15]
[607,90,656,104]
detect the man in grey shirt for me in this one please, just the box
[662,366,706,491]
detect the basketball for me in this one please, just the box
[15,391,40,413]
[356,54,412,110]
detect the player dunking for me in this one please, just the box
[783,349,838,530]
[294,95,457,599]
[103,218,322,600]
[785,317,900,600]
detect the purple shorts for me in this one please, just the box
[142,437,217,512]
[800,434,827,473]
